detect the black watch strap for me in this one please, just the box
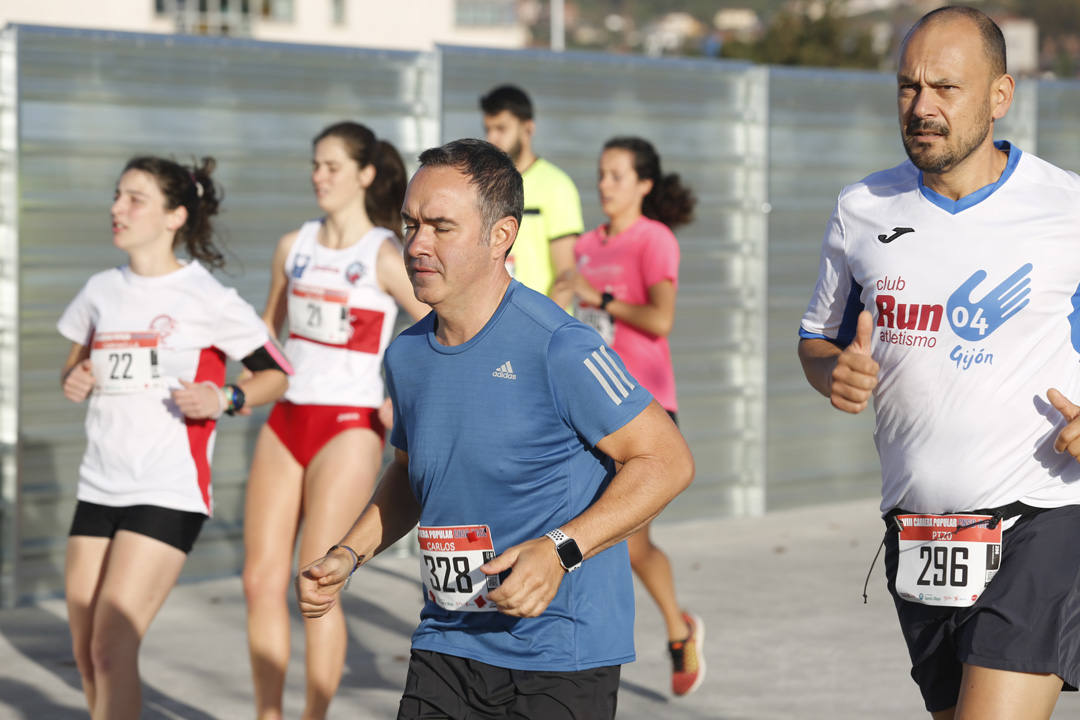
[600,292,615,310]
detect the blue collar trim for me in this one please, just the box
[918,141,1021,214]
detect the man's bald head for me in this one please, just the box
[901,6,1007,79]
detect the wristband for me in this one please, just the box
[600,292,615,311]
[200,380,226,419]
[328,543,365,589]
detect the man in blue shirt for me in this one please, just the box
[296,138,694,719]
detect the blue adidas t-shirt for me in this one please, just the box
[385,280,653,671]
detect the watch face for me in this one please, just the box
[558,539,584,569]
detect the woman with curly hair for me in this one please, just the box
[59,155,290,719]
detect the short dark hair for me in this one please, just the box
[417,139,523,241]
[903,6,1006,77]
[479,84,534,121]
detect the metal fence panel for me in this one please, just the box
[765,68,899,511]
[440,46,770,519]
[4,25,1079,606]
[0,27,19,610]
[7,24,438,606]
[1036,80,1080,175]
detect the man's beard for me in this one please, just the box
[902,113,991,174]
[507,137,523,165]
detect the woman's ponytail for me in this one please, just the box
[366,140,407,239]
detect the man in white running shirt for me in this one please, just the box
[799,6,1080,719]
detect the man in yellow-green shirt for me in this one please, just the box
[480,85,583,304]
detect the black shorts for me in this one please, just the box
[397,649,620,720]
[884,503,1080,712]
[69,501,206,554]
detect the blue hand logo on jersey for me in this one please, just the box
[946,263,1032,341]
[1069,281,1080,353]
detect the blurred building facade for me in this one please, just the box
[0,0,528,50]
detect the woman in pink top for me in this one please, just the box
[555,136,703,697]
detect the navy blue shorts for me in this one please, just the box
[397,649,620,720]
[884,503,1080,712]
[69,501,206,553]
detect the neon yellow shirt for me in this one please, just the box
[506,158,583,295]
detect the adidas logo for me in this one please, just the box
[492,361,517,380]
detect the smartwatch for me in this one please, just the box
[224,384,246,416]
[545,529,583,573]
[600,292,615,311]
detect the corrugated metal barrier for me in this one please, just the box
[1,24,1078,605]
[3,25,439,605]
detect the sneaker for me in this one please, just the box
[668,611,706,696]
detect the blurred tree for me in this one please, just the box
[719,0,880,69]
[1007,0,1080,35]
[1003,0,1080,77]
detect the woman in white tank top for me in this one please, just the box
[242,122,428,720]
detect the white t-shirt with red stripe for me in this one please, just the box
[58,261,272,515]
[282,220,400,407]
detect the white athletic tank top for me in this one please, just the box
[282,220,400,407]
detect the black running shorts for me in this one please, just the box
[69,500,206,553]
[397,649,620,720]
[884,503,1080,712]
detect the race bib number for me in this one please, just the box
[90,332,161,394]
[288,285,351,345]
[895,514,1002,607]
[418,524,500,612]
[575,302,614,345]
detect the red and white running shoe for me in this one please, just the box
[668,611,706,697]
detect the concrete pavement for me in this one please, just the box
[4,498,1080,719]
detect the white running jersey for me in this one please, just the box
[58,262,273,515]
[800,144,1080,514]
[282,220,400,407]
